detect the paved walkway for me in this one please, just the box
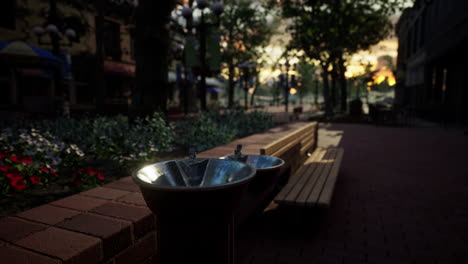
[237,123,468,264]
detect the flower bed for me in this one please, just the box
[0,113,175,216]
[0,110,274,216]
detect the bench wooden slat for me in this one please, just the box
[274,148,322,202]
[271,129,311,158]
[296,148,337,205]
[305,148,339,206]
[316,148,344,207]
[300,133,316,155]
[260,123,316,156]
[293,156,328,205]
[274,148,324,202]
[283,149,326,204]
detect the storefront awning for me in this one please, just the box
[103,60,135,77]
[0,41,59,67]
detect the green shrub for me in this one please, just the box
[176,113,236,152]
[175,110,274,152]
[117,113,175,167]
[0,113,175,170]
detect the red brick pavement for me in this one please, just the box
[237,123,468,264]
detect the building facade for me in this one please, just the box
[0,0,137,116]
[396,0,468,125]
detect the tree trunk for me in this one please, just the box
[338,56,347,113]
[276,82,280,106]
[250,71,259,107]
[228,62,235,108]
[314,78,319,105]
[322,64,332,117]
[330,67,337,110]
[131,0,176,118]
[95,0,105,113]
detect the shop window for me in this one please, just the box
[0,0,16,29]
[0,68,10,104]
[102,19,121,60]
[130,37,136,60]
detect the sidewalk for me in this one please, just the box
[237,123,468,264]
[251,105,323,124]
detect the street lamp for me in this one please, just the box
[278,60,296,112]
[32,24,77,47]
[31,0,78,117]
[238,61,255,110]
[182,1,224,111]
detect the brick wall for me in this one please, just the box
[0,177,157,264]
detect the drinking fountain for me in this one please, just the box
[132,149,256,264]
[221,144,285,224]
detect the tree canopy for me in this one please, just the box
[271,0,405,114]
[220,0,276,108]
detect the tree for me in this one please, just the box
[273,0,404,115]
[131,0,176,118]
[296,59,318,104]
[220,0,275,109]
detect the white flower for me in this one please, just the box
[52,157,62,166]
[139,152,148,157]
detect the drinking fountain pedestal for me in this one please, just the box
[133,158,256,264]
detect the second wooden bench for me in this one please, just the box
[259,122,344,208]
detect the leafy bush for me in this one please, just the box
[0,113,175,169]
[175,110,274,152]
[0,113,175,199]
[202,110,274,137]
[117,113,175,167]
[176,113,236,152]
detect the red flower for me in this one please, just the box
[10,178,27,190]
[29,176,41,185]
[97,172,104,180]
[20,156,33,165]
[73,178,81,185]
[5,173,23,180]
[9,156,20,163]
[0,154,6,159]
[86,167,98,175]
[0,165,11,172]
[39,166,49,173]
[49,168,58,176]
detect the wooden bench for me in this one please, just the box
[274,147,344,207]
[260,122,344,208]
[260,122,318,176]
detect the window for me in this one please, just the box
[130,37,135,60]
[102,19,121,60]
[0,0,16,29]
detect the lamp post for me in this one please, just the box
[238,61,255,110]
[297,77,303,105]
[278,61,296,112]
[32,0,77,116]
[182,0,224,111]
[31,0,77,55]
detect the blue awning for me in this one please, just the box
[0,41,59,66]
